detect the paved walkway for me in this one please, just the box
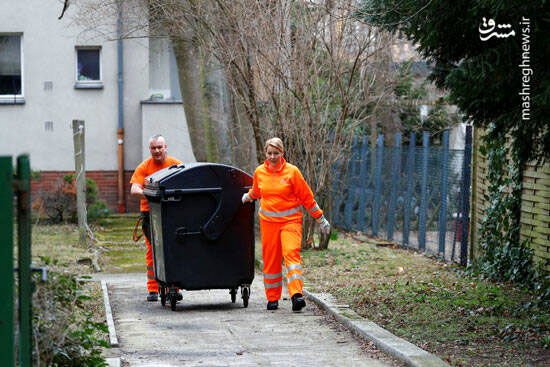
[95,272,397,367]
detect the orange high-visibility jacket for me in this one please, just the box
[248,158,323,223]
[130,156,182,212]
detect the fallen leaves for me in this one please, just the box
[301,236,550,366]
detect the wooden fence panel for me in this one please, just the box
[470,129,550,273]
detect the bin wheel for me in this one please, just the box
[230,288,237,303]
[170,294,177,311]
[169,286,178,311]
[160,287,166,307]
[242,287,249,308]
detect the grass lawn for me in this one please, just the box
[31,214,549,366]
[32,214,146,274]
[300,232,550,366]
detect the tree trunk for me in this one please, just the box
[229,91,257,171]
[173,36,207,162]
[318,231,331,250]
[200,51,219,162]
[301,215,315,250]
[207,58,233,164]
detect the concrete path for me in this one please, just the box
[95,272,398,367]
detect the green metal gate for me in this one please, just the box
[1,155,33,367]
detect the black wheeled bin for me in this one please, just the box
[142,163,255,311]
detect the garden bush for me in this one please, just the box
[38,175,109,223]
[22,258,109,366]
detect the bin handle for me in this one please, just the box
[201,187,249,241]
[145,187,222,201]
[164,187,222,196]
[143,188,160,198]
[175,227,201,240]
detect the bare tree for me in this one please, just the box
[72,0,396,248]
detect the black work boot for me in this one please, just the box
[147,292,158,302]
[267,300,279,310]
[291,293,306,312]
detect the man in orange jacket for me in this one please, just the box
[130,134,182,302]
[242,137,330,311]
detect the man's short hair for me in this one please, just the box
[149,134,165,143]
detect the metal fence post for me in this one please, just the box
[17,155,32,367]
[0,157,14,367]
[344,136,359,230]
[358,136,369,231]
[327,132,339,226]
[418,132,429,250]
[331,160,344,226]
[460,126,473,266]
[387,133,401,240]
[438,131,450,255]
[372,135,384,237]
[403,132,416,247]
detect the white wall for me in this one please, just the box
[0,0,194,171]
[141,102,196,163]
[123,35,151,170]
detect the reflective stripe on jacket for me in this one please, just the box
[249,158,323,223]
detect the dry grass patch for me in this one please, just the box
[30,223,111,365]
[300,233,550,366]
[33,224,94,271]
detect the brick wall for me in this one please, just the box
[31,170,140,213]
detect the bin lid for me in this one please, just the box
[143,164,185,192]
[143,163,252,193]
[143,163,253,241]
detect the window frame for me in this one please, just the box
[0,33,24,104]
[74,46,103,89]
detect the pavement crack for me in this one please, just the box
[226,325,272,366]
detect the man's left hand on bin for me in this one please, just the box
[242,192,253,204]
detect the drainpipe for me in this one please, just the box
[116,0,126,213]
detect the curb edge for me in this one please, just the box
[101,280,119,347]
[303,289,450,367]
[256,259,449,367]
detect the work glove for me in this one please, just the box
[316,215,331,235]
[241,192,252,204]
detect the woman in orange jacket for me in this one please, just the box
[242,137,331,311]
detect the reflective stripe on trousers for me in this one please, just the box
[144,235,158,293]
[263,271,283,289]
[286,263,304,289]
[264,280,283,289]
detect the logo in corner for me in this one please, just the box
[479,17,515,41]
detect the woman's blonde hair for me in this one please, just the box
[264,137,284,152]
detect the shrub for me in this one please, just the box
[39,175,110,223]
[29,258,109,366]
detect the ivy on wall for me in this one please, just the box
[471,124,549,303]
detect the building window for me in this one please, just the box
[0,34,24,103]
[75,47,102,89]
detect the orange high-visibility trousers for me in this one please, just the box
[260,218,304,301]
[144,236,159,293]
